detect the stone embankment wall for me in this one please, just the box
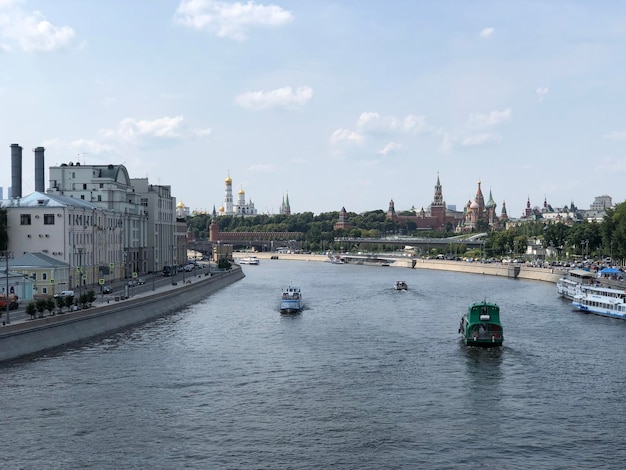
[0,268,245,363]
[234,253,562,284]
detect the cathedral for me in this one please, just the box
[218,174,257,217]
[386,175,507,232]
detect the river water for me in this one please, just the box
[2,260,625,469]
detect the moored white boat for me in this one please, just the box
[556,268,596,299]
[572,292,626,320]
[239,256,260,265]
[280,285,303,313]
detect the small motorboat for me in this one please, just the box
[394,281,408,291]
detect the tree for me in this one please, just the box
[26,302,36,319]
[35,299,47,318]
[46,298,56,316]
[56,296,66,313]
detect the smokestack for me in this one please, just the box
[10,143,22,199]
[34,146,45,192]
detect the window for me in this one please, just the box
[97,195,102,202]
[44,214,55,225]
[42,273,47,280]
[42,287,48,294]
[20,214,31,225]
[80,195,85,200]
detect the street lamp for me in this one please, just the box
[3,251,10,324]
[152,245,156,291]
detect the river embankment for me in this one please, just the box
[233,252,563,284]
[0,267,245,363]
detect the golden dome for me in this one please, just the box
[218,206,225,212]
[176,201,184,208]
[225,175,232,184]
[238,187,245,195]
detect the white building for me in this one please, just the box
[218,174,257,217]
[130,178,179,271]
[2,191,123,289]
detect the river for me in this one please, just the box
[1,260,625,469]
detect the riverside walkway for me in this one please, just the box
[233,252,564,284]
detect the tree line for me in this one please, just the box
[187,203,626,262]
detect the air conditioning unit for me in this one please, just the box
[35,214,40,218]
[45,234,49,237]
[52,252,57,255]
[57,214,62,217]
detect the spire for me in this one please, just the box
[487,188,496,208]
[432,173,444,207]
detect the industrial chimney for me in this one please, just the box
[10,143,22,199]
[34,146,45,192]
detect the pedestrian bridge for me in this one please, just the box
[334,234,488,250]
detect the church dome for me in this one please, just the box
[218,206,225,212]
[238,188,245,195]
[225,176,232,184]
[176,201,184,209]
[470,200,479,210]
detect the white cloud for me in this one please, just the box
[330,128,364,146]
[235,86,312,110]
[249,163,275,172]
[174,0,293,41]
[378,142,403,156]
[0,2,76,52]
[536,86,549,102]
[466,108,511,129]
[69,139,115,155]
[462,133,502,146]
[356,112,429,134]
[440,132,457,153]
[480,27,494,38]
[604,130,626,141]
[192,127,213,137]
[117,116,185,141]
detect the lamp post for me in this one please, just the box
[171,245,176,285]
[4,251,10,324]
[78,247,84,301]
[152,245,156,291]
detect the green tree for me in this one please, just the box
[56,296,66,313]
[35,299,47,318]
[45,298,56,316]
[26,302,37,319]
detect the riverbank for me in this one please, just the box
[233,252,563,284]
[0,267,245,363]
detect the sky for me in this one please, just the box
[1,0,626,218]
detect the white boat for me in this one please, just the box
[556,269,596,299]
[239,256,260,265]
[394,281,408,290]
[572,291,626,320]
[328,255,345,264]
[280,285,303,313]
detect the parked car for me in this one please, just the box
[102,286,112,294]
[54,290,75,298]
[137,278,145,285]
[127,279,137,287]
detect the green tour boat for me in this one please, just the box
[458,300,504,347]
